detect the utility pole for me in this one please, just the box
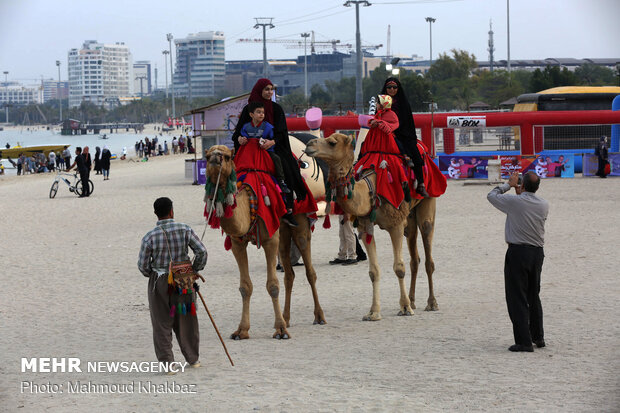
[507,0,511,75]
[425,17,436,69]
[56,61,63,122]
[254,18,274,77]
[301,32,310,100]
[167,33,176,121]
[3,71,8,123]
[344,1,371,114]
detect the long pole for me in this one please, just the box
[56,61,62,122]
[162,51,169,99]
[301,33,310,100]
[344,1,370,113]
[425,17,436,68]
[254,18,274,78]
[196,289,234,366]
[507,0,511,74]
[167,34,176,121]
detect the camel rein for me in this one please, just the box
[201,154,223,241]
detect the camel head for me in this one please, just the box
[304,133,355,171]
[205,145,235,185]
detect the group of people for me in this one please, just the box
[135,136,194,159]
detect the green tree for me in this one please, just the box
[529,66,577,92]
[279,87,307,114]
[309,84,332,108]
[574,64,615,86]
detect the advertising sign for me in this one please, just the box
[446,116,487,128]
[502,154,575,178]
[438,155,490,179]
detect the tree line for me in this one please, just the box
[5,49,618,125]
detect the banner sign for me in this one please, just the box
[447,116,486,128]
[438,155,491,179]
[501,154,574,178]
[583,153,620,177]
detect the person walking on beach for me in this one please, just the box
[94,146,102,175]
[138,197,208,368]
[487,171,549,352]
[67,147,90,197]
[62,146,71,171]
[101,145,111,180]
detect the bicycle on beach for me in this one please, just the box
[49,171,94,198]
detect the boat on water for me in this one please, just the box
[0,144,70,159]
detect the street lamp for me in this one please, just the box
[3,71,8,123]
[162,50,169,100]
[56,61,62,123]
[301,32,310,100]
[166,33,176,122]
[344,1,371,114]
[425,17,436,69]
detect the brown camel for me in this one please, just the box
[205,145,325,340]
[305,133,438,321]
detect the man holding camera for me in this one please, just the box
[487,171,549,352]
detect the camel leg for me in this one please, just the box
[359,224,382,321]
[262,231,290,339]
[279,222,294,327]
[406,212,420,310]
[292,215,326,326]
[389,225,414,316]
[417,198,438,311]
[230,239,252,340]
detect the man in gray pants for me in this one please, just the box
[138,197,208,368]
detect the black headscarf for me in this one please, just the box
[381,77,417,141]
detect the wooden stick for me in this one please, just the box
[196,290,234,367]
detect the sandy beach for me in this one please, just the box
[1,154,618,412]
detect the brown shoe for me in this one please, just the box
[416,183,430,198]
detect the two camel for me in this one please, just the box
[205,146,326,340]
[204,132,438,339]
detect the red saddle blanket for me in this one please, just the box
[412,141,447,199]
[235,139,286,237]
[356,126,409,208]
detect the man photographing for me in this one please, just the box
[487,171,549,352]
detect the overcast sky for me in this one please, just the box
[1,0,618,86]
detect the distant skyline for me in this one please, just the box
[1,0,618,86]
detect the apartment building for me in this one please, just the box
[173,31,225,98]
[68,40,133,108]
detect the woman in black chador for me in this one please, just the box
[232,78,308,226]
[380,77,429,197]
[595,135,609,178]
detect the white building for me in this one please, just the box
[42,80,69,102]
[173,31,225,98]
[0,82,43,105]
[68,40,134,108]
[133,61,152,96]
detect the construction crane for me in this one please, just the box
[237,31,382,53]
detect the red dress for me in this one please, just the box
[356,109,409,208]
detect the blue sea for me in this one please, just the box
[0,127,170,175]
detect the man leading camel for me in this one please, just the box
[487,171,549,352]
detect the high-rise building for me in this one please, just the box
[42,80,69,102]
[68,40,133,108]
[173,31,225,98]
[133,61,152,96]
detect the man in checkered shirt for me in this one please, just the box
[138,197,208,368]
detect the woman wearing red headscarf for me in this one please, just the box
[232,78,308,225]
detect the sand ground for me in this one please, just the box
[0,155,618,412]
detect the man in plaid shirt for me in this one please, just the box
[138,197,208,368]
